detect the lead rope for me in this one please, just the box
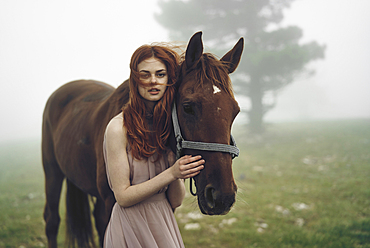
[189,177,197,196]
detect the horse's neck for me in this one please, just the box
[103,80,130,116]
[90,80,130,137]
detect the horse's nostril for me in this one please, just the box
[205,185,216,209]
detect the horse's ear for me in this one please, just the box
[221,37,244,74]
[185,32,204,70]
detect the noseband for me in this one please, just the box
[171,102,239,196]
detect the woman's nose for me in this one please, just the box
[150,74,157,83]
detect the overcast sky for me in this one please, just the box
[264,0,370,123]
[1,0,370,142]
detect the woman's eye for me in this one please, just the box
[183,104,195,115]
[140,74,150,79]
[157,73,166,78]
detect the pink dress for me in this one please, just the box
[103,133,185,248]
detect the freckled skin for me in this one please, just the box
[137,58,168,102]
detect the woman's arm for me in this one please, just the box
[166,179,185,209]
[166,151,185,209]
[105,117,204,208]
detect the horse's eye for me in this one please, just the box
[183,103,195,115]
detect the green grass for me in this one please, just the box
[0,140,47,247]
[0,119,369,247]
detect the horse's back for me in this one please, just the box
[42,80,115,195]
[43,80,113,125]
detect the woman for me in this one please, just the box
[103,44,205,247]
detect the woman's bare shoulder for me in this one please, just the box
[106,112,126,138]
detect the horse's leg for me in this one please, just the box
[93,196,115,247]
[42,121,65,248]
[42,159,64,248]
[93,199,106,247]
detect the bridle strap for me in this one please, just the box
[181,138,239,158]
[172,102,240,160]
[172,102,239,196]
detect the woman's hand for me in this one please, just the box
[171,155,205,179]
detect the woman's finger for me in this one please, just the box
[181,155,202,165]
[181,164,204,177]
[184,171,201,179]
[180,160,204,172]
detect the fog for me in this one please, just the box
[263,0,370,123]
[1,0,369,143]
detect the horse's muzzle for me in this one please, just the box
[199,184,236,215]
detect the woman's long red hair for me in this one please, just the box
[122,44,180,160]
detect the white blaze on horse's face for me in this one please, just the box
[213,85,221,94]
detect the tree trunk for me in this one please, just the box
[248,78,264,134]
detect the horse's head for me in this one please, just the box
[175,32,244,215]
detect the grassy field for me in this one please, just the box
[0,119,369,247]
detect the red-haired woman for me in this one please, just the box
[103,44,205,247]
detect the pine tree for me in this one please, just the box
[156,0,325,133]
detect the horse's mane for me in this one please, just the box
[179,53,234,98]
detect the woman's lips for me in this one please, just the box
[148,88,160,95]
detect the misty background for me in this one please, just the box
[1,0,370,143]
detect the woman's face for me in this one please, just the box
[137,57,168,102]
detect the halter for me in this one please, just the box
[171,102,239,196]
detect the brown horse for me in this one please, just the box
[42,32,243,247]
